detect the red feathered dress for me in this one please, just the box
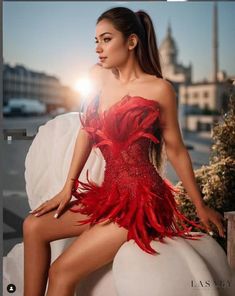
[69,95,205,255]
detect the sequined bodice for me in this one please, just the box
[80,94,162,189]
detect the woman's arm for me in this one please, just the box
[158,81,204,208]
[63,63,105,191]
[156,80,225,237]
[63,128,93,191]
[63,63,108,190]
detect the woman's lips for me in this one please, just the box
[99,57,107,62]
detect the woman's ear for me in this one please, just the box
[128,34,138,50]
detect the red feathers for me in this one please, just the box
[69,95,205,255]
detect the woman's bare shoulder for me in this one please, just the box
[89,63,109,86]
[89,63,104,75]
[151,77,177,107]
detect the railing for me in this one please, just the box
[3,129,35,140]
[224,211,235,270]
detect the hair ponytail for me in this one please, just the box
[135,10,166,176]
[135,11,163,79]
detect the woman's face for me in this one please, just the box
[95,19,130,68]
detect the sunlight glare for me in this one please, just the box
[74,77,94,97]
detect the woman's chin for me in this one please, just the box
[101,64,112,69]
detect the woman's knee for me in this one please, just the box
[48,261,77,285]
[48,262,62,280]
[23,214,44,238]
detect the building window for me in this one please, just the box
[193,92,198,98]
[197,122,211,132]
[203,91,209,98]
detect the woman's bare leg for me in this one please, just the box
[46,220,128,296]
[23,201,91,296]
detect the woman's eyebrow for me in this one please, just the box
[95,32,112,40]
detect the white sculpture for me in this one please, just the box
[3,112,235,296]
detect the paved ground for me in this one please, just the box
[3,114,211,256]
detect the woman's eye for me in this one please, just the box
[95,38,111,44]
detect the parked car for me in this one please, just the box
[3,98,47,116]
[49,107,67,117]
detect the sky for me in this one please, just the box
[3,1,235,90]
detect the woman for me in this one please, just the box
[23,7,225,296]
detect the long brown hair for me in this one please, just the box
[97,7,166,175]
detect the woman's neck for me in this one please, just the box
[112,56,144,85]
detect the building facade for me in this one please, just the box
[179,80,230,132]
[3,63,78,111]
[158,9,232,134]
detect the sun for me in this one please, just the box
[74,77,94,97]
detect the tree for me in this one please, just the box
[175,79,235,252]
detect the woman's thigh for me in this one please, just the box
[23,200,92,242]
[49,219,128,283]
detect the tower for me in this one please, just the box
[212,1,219,83]
[159,22,192,84]
[159,22,178,66]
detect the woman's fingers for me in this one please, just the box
[202,214,226,238]
[201,218,212,233]
[211,214,226,238]
[29,201,48,214]
[197,206,226,238]
[30,199,70,219]
[53,200,70,219]
[30,201,57,217]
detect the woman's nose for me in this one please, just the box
[95,42,103,53]
[96,47,102,54]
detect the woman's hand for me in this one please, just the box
[29,187,73,219]
[196,204,226,238]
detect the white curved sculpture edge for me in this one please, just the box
[4,113,113,296]
[24,112,105,210]
[113,233,235,296]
